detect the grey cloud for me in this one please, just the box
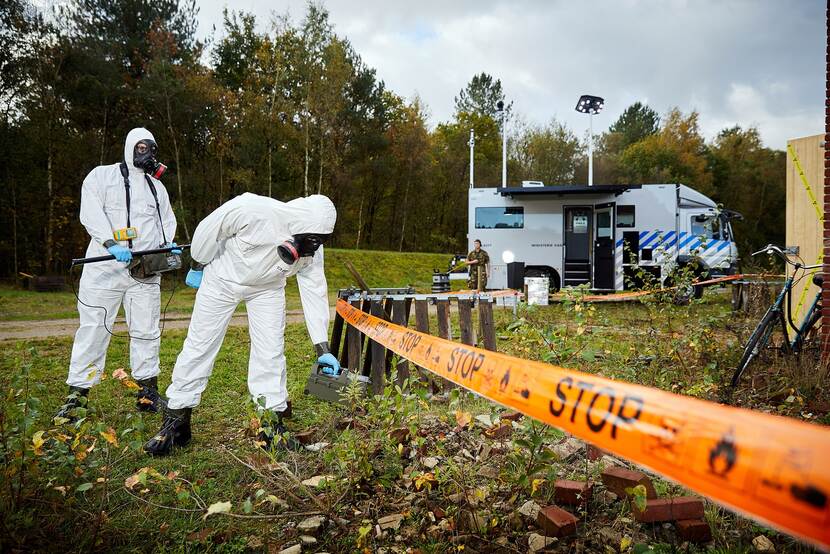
[196,0,824,148]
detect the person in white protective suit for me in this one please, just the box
[144,193,338,456]
[55,128,179,422]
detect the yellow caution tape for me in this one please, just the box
[792,254,823,330]
[787,143,824,222]
[337,298,830,548]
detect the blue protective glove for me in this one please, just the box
[185,269,203,289]
[165,242,182,255]
[318,353,341,376]
[107,244,133,263]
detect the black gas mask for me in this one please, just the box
[133,139,167,179]
[277,233,332,265]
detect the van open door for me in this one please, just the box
[594,203,615,289]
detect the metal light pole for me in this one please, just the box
[469,129,475,188]
[497,100,506,187]
[575,95,604,187]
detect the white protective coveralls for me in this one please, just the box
[165,193,336,412]
[67,128,177,388]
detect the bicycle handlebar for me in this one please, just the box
[751,244,799,267]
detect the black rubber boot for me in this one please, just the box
[257,411,301,452]
[54,386,90,423]
[144,407,192,456]
[136,377,164,413]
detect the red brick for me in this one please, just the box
[501,410,524,422]
[485,422,513,439]
[600,466,657,499]
[587,444,606,461]
[554,480,593,507]
[632,496,704,523]
[293,429,316,445]
[536,505,578,537]
[676,519,712,543]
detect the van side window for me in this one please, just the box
[616,205,635,228]
[690,215,720,239]
[475,207,524,229]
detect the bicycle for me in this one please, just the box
[730,244,823,387]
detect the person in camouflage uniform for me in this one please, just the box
[467,239,490,291]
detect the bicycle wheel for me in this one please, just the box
[731,308,779,387]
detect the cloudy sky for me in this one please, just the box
[195,0,824,148]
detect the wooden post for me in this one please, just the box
[370,300,387,395]
[383,297,395,370]
[414,300,430,335]
[361,298,373,377]
[330,311,345,365]
[436,299,451,341]
[435,298,453,391]
[391,299,410,386]
[478,298,497,351]
[413,299,437,390]
[347,299,363,374]
[458,298,475,346]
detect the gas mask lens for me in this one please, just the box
[133,139,167,179]
[277,233,331,265]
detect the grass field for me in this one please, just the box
[1,276,827,552]
[0,248,453,321]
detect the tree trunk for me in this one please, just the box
[165,92,190,240]
[399,164,413,252]
[45,144,54,272]
[355,194,363,250]
[304,106,310,196]
[100,100,109,166]
[318,131,323,194]
[11,180,18,280]
[268,141,272,197]
[219,155,223,205]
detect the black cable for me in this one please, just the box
[69,262,179,341]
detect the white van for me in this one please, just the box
[467,183,741,292]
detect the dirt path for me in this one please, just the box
[0,309,336,341]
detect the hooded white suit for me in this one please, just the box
[67,128,177,388]
[165,193,336,412]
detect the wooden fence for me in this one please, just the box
[328,288,498,394]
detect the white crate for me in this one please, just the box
[525,277,549,306]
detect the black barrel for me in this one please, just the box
[431,271,450,293]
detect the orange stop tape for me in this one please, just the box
[336,299,830,548]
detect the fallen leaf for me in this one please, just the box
[100,428,118,446]
[138,397,154,405]
[123,380,141,391]
[204,501,232,519]
[112,368,128,380]
[531,478,545,496]
[455,410,472,428]
[124,473,141,490]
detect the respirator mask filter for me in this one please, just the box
[277,233,332,265]
[133,140,167,179]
